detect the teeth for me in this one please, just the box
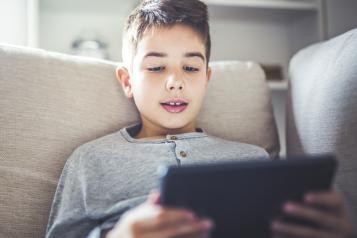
[164,101,186,106]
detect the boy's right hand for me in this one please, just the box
[106,191,214,238]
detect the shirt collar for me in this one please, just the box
[120,122,207,143]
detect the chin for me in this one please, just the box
[160,119,193,131]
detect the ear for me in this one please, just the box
[206,66,212,83]
[116,64,133,98]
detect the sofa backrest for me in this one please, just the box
[0,44,279,237]
[287,28,357,225]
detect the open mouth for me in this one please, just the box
[160,100,188,113]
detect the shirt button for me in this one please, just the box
[170,136,178,140]
[179,151,187,158]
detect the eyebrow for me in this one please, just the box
[144,52,168,58]
[184,52,205,61]
[143,51,205,61]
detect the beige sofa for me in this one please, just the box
[287,28,357,228]
[0,44,279,237]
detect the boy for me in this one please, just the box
[46,0,353,237]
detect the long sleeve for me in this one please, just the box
[45,148,96,238]
[46,147,147,238]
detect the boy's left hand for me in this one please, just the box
[271,188,353,238]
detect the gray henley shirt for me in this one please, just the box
[45,123,269,238]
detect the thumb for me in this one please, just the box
[147,189,160,204]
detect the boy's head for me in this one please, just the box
[122,0,211,68]
[117,0,212,137]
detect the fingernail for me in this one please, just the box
[271,221,281,230]
[203,219,214,229]
[284,203,295,212]
[305,194,314,202]
[185,212,195,220]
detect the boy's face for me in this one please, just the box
[117,24,211,136]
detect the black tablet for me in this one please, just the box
[158,155,337,238]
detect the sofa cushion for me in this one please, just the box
[0,44,279,238]
[287,28,357,225]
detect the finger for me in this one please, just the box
[147,190,161,204]
[271,220,334,238]
[154,219,214,238]
[174,219,213,238]
[282,202,344,232]
[134,208,196,231]
[178,229,212,238]
[304,189,344,213]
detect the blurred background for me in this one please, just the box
[1,0,356,156]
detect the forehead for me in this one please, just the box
[136,24,206,56]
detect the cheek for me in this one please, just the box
[190,76,208,95]
[132,75,161,102]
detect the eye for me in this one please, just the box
[147,66,165,72]
[183,66,199,72]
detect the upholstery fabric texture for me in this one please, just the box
[287,28,357,226]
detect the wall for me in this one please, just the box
[326,0,357,38]
[39,12,125,60]
[0,0,28,45]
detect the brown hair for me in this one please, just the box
[122,0,211,67]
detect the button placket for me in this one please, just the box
[179,150,187,158]
[166,137,181,166]
[175,140,189,163]
[170,135,178,140]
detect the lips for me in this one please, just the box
[160,99,188,113]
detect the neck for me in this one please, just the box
[135,118,197,139]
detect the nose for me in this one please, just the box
[166,73,184,91]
